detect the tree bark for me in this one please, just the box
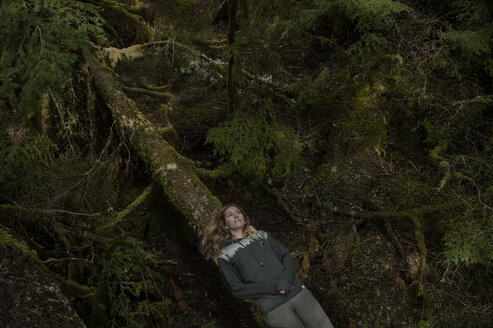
[81,47,222,235]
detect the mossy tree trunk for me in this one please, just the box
[81,47,222,234]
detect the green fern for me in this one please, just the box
[101,237,170,328]
[0,0,106,119]
[443,29,491,62]
[443,220,493,266]
[205,111,306,180]
[341,0,412,32]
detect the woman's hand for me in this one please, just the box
[279,289,286,295]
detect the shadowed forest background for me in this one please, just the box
[0,0,492,327]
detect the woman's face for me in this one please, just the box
[224,206,245,231]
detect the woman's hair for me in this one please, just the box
[200,204,257,263]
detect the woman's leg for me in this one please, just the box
[293,288,334,328]
[263,298,306,328]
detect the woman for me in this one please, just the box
[201,204,334,328]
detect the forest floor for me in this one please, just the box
[137,169,418,328]
[1,0,492,327]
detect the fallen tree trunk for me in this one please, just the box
[81,47,222,234]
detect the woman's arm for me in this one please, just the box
[218,257,280,299]
[266,233,297,292]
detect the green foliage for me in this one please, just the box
[440,27,493,80]
[102,238,146,324]
[419,0,493,80]
[0,131,56,203]
[101,237,174,327]
[291,67,346,122]
[341,0,411,32]
[0,0,106,119]
[174,0,207,32]
[273,0,411,55]
[0,127,124,212]
[425,0,491,28]
[205,111,306,180]
[443,220,493,266]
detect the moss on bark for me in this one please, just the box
[82,47,222,235]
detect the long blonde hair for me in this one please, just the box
[200,204,257,263]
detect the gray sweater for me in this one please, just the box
[217,230,303,315]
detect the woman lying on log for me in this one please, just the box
[201,204,334,328]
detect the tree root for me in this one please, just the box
[157,104,179,147]
[123,86,172,100]
[410,214,427,294]
[195,168,225,181]
[331,200,468,221]
[0,204,101,218]
[157,126,179,147]
[424,121,472,190]
[338,207,432,318]
[384,218,405,258]
[271,188,302,224]
[428,140,451,190]
[332,207,434,292]
[95,183,154,234]
[148,84,171,92]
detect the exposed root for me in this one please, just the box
[271,188,302,224]
[123,86,172,100]
[384,218,405,258]
[0,204,100,218]
[428,140,451,190]
[331,207,430,300]
[148,84,171,92]
[410,214,427,293]
[424,121,472,191]
[95,183,154,234]
[331,200,469,222]
[157,105,180,147]
[170,278,192,312]
[195,168,225,181]
[157,126,180,147]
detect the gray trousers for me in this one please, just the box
[263,287,334,328]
